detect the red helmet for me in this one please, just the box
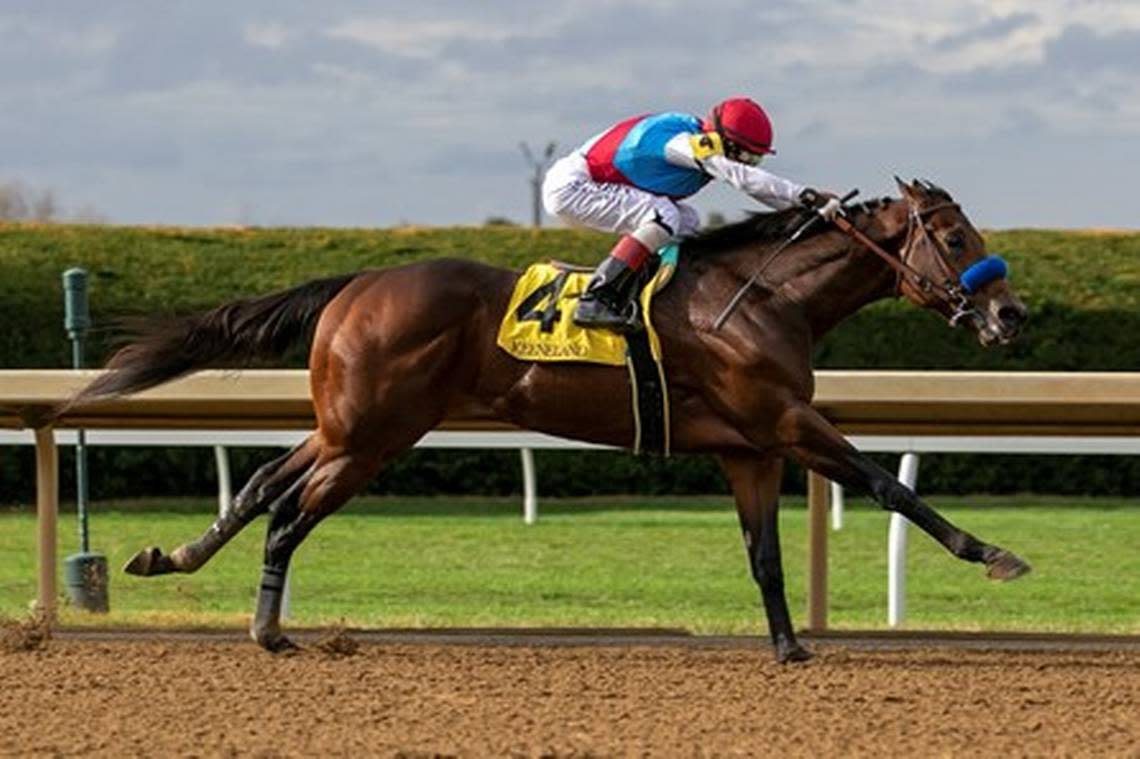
[707,97,776,155]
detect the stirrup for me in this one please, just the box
[574,297,642,333]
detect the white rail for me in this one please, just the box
[0,428,606,524]
[4,369,1138,630]
[3,428,1137,626]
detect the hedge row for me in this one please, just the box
[0,447,1131,506]
[0,222,1136,503]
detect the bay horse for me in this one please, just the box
[61,178,1030,662]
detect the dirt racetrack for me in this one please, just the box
[1,630,1138,758]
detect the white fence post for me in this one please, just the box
[888,452,921,627]
[520,447,537,524]
[213,445,232,515]
[829,480,844,530]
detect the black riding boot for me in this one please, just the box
[573,254,643,333]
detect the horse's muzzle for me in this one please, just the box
[976,303,1027,346]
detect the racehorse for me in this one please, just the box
[59,178,1030,662]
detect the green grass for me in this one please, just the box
[2,495,1137,634]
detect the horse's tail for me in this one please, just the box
[59,272,358,412]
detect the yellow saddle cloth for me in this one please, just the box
[496,260,672,366]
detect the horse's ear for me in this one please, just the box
[894,175,918,201]
[918,178,952,200]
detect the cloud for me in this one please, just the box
[932,12,1038,51]
[1044,24,1140,74]
[326,18,525,58]
[244,22,292,49]
[1,1,1138,228]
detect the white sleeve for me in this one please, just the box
[663,134,806,210]
[701,155,806,210]
[663,133,704,170]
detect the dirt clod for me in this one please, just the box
[313,625,360,658]
[0,610,51,653]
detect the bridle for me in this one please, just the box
[834,198,1001,328]
[712,189,1008,331]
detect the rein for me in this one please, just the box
[833,202,959,300]
[711,189,860,329]
[712,189,1009,331]
[833,200,1002,328]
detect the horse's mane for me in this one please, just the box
[679,197,895,259]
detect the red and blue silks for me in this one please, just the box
[585,113,713,198]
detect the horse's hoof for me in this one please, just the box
[775,639,814,664]
[252,628,300,654]
[268,637,300,655]
[123,547,173,576]
[777,645,814,664]
[986,549,1032,581]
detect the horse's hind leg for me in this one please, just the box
[124,437,319,576]
[250,445,390,652]
[250,278,475,650]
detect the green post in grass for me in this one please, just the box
[62,268,108,613]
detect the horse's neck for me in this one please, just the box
[728,206,905,341]
[793,239,899,340]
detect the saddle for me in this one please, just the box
[496,245,679,455]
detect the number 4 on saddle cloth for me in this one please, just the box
[496,245,679,455]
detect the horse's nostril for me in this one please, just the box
[998,305,1026,329]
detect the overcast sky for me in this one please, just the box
[3,1,1138,229]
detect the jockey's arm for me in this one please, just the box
[664,133,806,210]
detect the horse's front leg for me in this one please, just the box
[777,403,1030,580]
[719,452,811,664]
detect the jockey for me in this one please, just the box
[542,97,840,332]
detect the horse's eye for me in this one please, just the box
[945,232,965,253]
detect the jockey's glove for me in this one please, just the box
[817,197,843,221]
[798,188,843,221]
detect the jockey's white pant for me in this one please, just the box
[542,152,701,239]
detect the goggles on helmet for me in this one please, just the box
[724,140,764,166]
